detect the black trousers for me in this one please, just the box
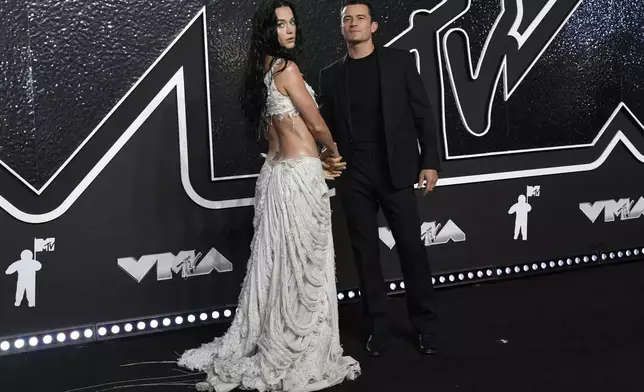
[337,142,437,337]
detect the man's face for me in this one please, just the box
[341,4,378,44]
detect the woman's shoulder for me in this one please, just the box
[272,58,301,75]
[272,59,304,86]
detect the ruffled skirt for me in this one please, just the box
[178,156,360,391]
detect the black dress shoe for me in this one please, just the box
[418,333,438,355]
[365,335,382,356]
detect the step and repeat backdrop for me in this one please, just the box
[1,0,644,338]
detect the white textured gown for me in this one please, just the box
[177,61,361,392]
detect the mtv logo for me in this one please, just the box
[420,221,443,246]
[420,220,466,246]
[526,186,541,197]
[379,220,466,249]
[118,248,233,283]
[580,197,644,223]
[34,238,55,252]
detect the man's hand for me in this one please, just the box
[322,166,342,180]
[418,169,439,195]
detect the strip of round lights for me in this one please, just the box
[1,247,641,356]
[0,326,95,356]
[93,306,239,344]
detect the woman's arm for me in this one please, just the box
[275,62,339,156]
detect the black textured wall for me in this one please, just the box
[2,1,205,188]
[4,0,644,183]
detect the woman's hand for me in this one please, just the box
[320,147,346,180]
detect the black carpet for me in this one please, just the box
[2,261,644,392]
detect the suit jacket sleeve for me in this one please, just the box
[318,68,334,135]
[404,52,441,171]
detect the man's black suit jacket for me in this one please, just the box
[318,46,441,190]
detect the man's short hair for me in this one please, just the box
[342,0,376,21]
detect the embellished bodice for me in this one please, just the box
[264,60,317,120]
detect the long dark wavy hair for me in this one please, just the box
[239,0,303,137]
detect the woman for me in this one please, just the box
[178,1,360,391]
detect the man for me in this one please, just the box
[319,0,441,356]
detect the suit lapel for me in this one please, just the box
[375,47,391,140]
[337,54,353,135]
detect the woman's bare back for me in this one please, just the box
[266,117,318,162]
[264,58,320,162]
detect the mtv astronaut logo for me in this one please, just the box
[508,186,540,241]
[4,238,55,308]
